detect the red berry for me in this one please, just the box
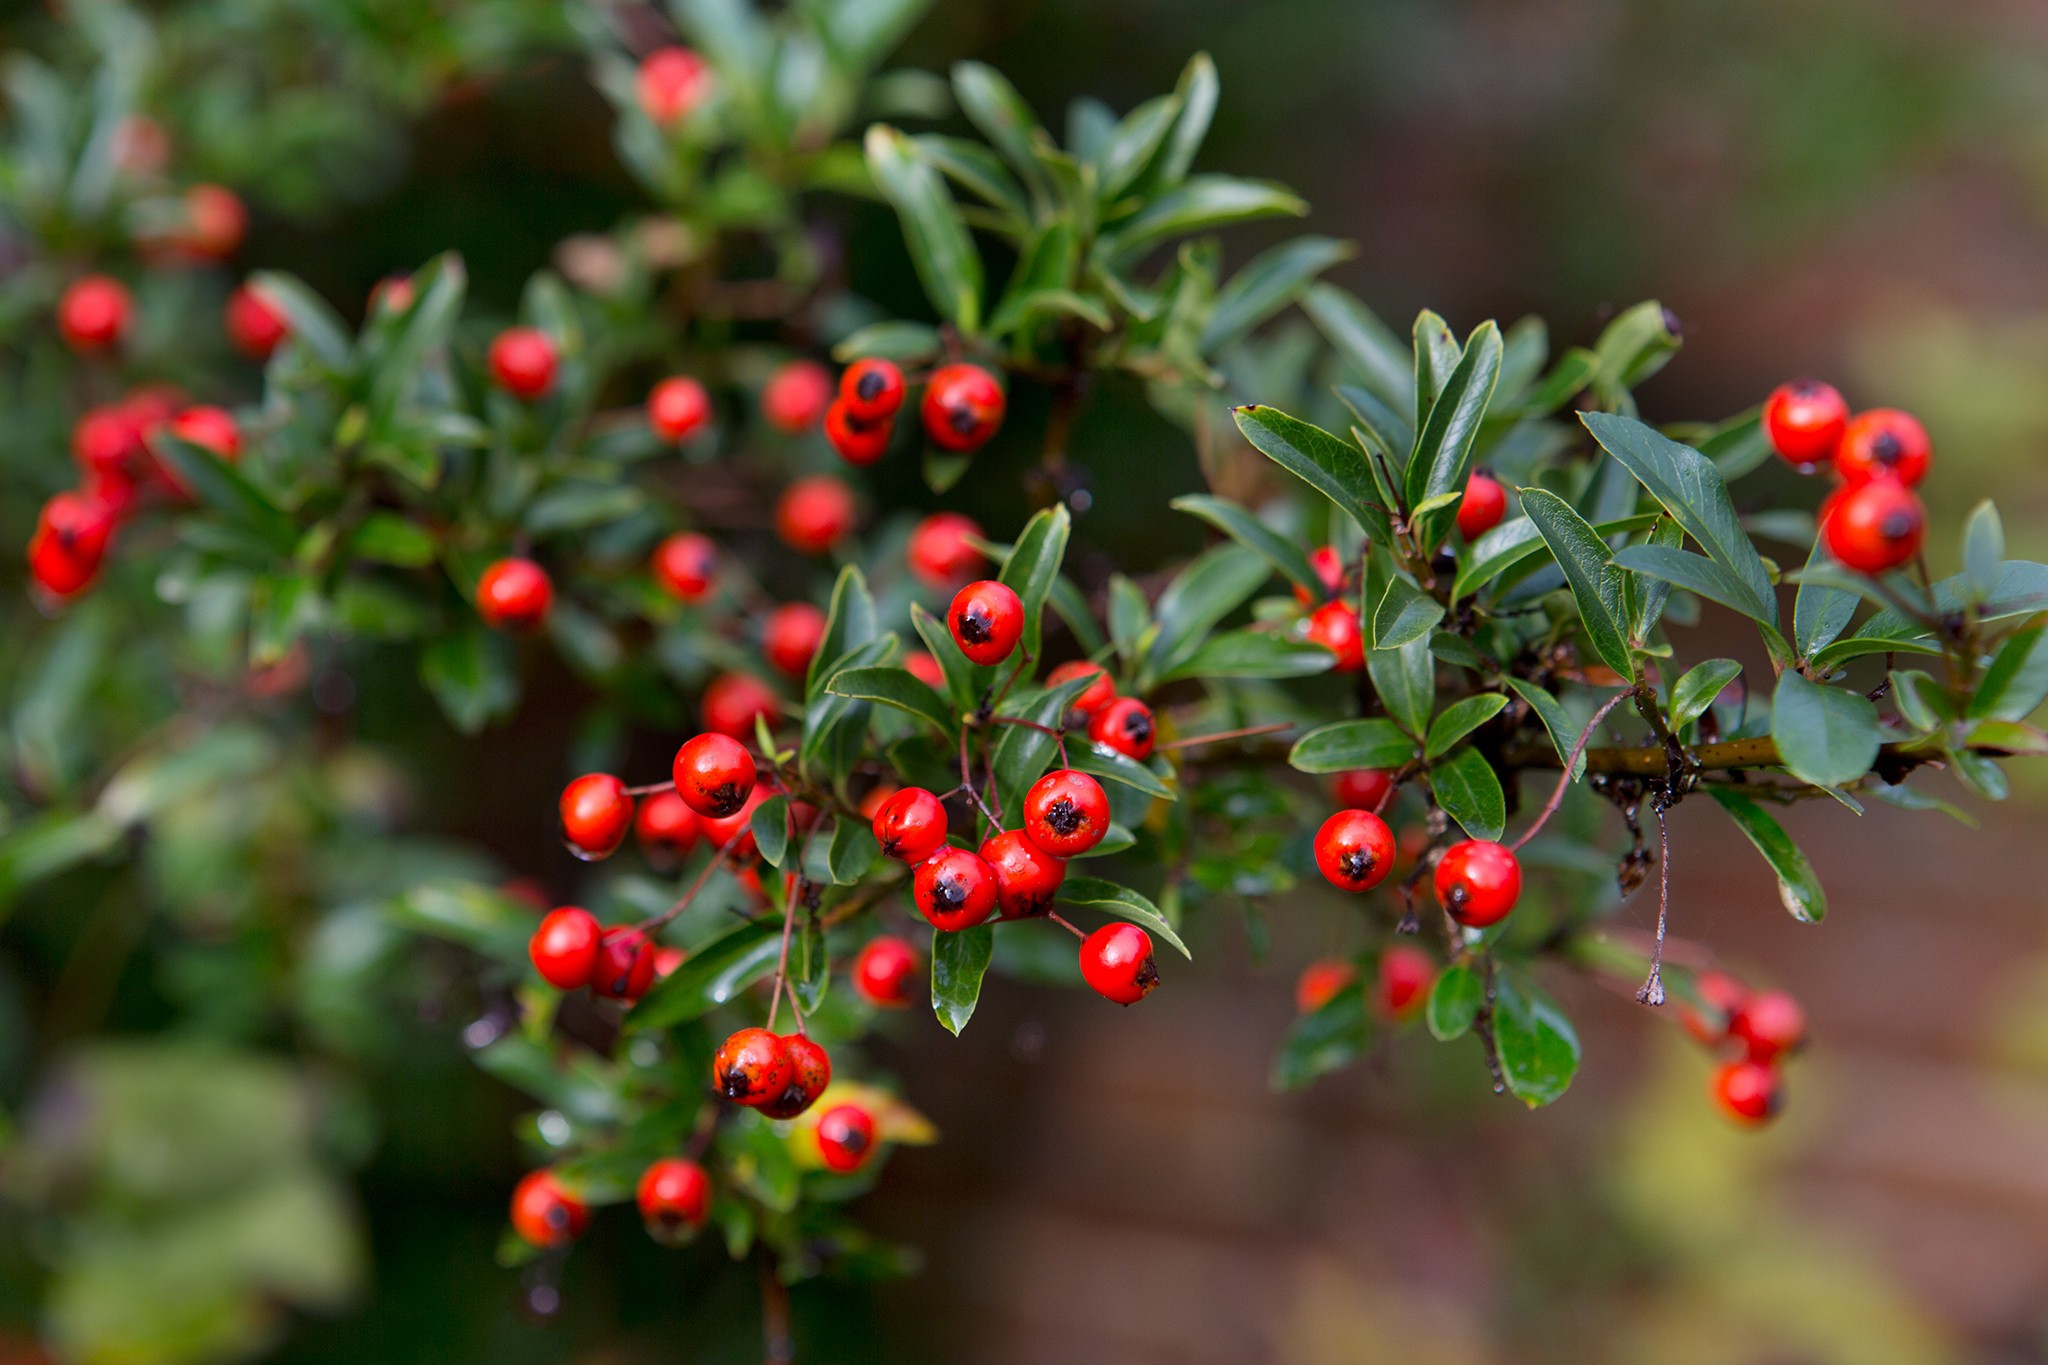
[1821,480,1924,573]
[370,274,416,314]
[1457,469,1508,540]
[947,580,1023,665]
[673,733,757,818]
[476,557,553,631]
[1080,923,1158,1005]
[913,846,998,931]
[1022,769,1110,858]
[699,783,769,859]
[636,1157,710,1236]
[775,475,856,554]
[73,405,146,485]
[815,1103,877,1173]
[652,531,717,602]
[58,276,131,351]
[648,376,711,442]
[701,672,780,739]
[1374,944,1435,1021]
[489,327,558,399]
[510,1170,588,1247]
[560,773,634,860]
[762,602,827,678]
[840,358,906,423]
[655,946,686,979]
[714,1027,792,1106]
[1330,769,1394,810]
[852,935,918,1007]
[762,360,831,433]
[1304,600,1365,672]
[178,184,248,260]
[920,364,1004,452]
[1296,958,1356,1014]
[1679,969,1750,1046]
[635,789,701,865]
[1762,379,1849,469]
[759,1034,832,1120]
[167,405,241,461]
[529,906,603,989]
[1294,545,1346,604]
[981,829,1067,918]
[904,652,947,690]
[1048,660,1116,719]
[1730,989,1805,1063]
[224,282,288,361]
[1087,696,1156,761]
[1433,839,1522,927]
[824,398,891,465]
[1835,408,1930,488]
[1711,1058,1782,1126]
[906,512,985,587]
[872,787,949,864]
[637,46,710,126]
[28,493,116,598]
[1314,809,1397,892]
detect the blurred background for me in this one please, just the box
[7,0,2048,1362]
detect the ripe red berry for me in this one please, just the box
[1820,479,1924,574]
[1457,469,1508,540]
[1433,839,1523,927]
[906,512,984,587]
[369,274,416,315]
[839,358,906,421]
[1021,769,1110,858]
[1048,660,1116,719]
[1711,1058,1782,1126]
[904,652,947,691]
[1295,958,1356,1014]
[699,783,769,859]
[529,906,603,989]
[1314,809,1397,893]
[759,1034,832,1120]
[58,276,131,351]
[637,46,710,126]
[648,375,711,442]
[1304,600,1365,672]
[73,405,146,485]
[1087,696,1156,761]
[1679,969,1750,1046]
[1762,378,1849,468]
[852,936,918,1007]
[1331,769,1394,811]
[510,1170,588,1247]
[814,1103,877,1173]
[476,557,554,631]
[672,734,757,818]
[872,787,949,864]
[1374,944,1435,1021]
[488,327,558,399]
[775,475,855,554]
[652,531,716,603]
[1730,988,1805,1063]
[224,282,288,361]
[1080,923,1158,1005]
[701,671,780,739]
[560,773,634,860]
[714,1027,793,1106]
[635,789,701,866]
[28,493,116,599]
[1834,408,1930,488]
[913,846,998,931]
[1294,544,1346,604]
[762,360,831,433]
[636,1157,710,1237]
[824,398,891,465]
[981,829,1067,918]
[166,405,242,462]
[947,580,1023,665]
[177,184,247,260]
[762,602,827,678]
[920,363,1004,452]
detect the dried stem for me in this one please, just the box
[1635,803,1671,1007]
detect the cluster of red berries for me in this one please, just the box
[1310,769,1523,928]
[1295,942,1436,1022]
[527,902,677,1002]
[1681,971,1805,1126]
[713,1026,835,1120]
[1763,379,1930,574]
[818,359,1006,466]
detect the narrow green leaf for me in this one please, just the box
[805,565,880,702]
[931,922,995,1035]
[247,269,354,370]
[1793,535,1858,659]
[1070,743,1174,799]
[627,920,782,1031]
[1270,989,1370,1092]
[1199,235,1354,353]
[1372,574,1446,650]
[1100,175,1306,264]
[1146,543,1268,679]
[1669,659,1741,734]
[1518,488,1636,681]
[1233,405,1389,544]
[1424,694,1509,760]
[950,61,1051,202]
[827,818,880,883]
[1405,321,1503,551]
[1171,494,1325,600]
[1289,718,1417,774]
[1971,627,2048,721]
[1304,284,1413,420]
[998,504,1072,663]
[1367,635,1436,738]
[865,125,982,332]
[1059,876,1191,959]
[751,795,791,868]
[1705,787,1827,923]
[1429,748,1505,841]
[1161,630,1334,681]
[826,667,955,733]
[1147,52,1217,189]
[1963,499,2005,602]
[1503,677,1592,782]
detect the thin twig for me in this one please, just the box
[1635,803,1670,1007]
[636,838,744,933]
[1046,910,1088,941]
[1157,721,1296,752]
[765,876,799,1033]
[1510,690,1632,851]
[624,780,676,797]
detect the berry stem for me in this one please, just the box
[624,780,676,797]
[1156,720,1295,752]
[636,836,744,933]
[766,877,800,1032]
[1510,689,1632,852]
[1045,910,1088,941]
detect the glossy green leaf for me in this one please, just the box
[1502,677,1592,782]
[247,269,354,370]
[385,880,533,966]
[827,817,880,883]
[1233,405,1388,544]
[1304,284,1413,419]
[1425,694,1509,760]
[826,666,955,733]
[1372,574,1445,650]
[1412,311,1461,420]
[865,125,982,332]
[152,435,296,550]
[1070,742,1174,799]
[999,504,1072,664]
[1518,488,1636,681]
[1199,235,1354,353]
[950,61,1051,203]
[1146,543,1268,679]
[930,922,994,1035]
[1425,963,1481,1041]
[1405,321,1503,550]
[420,625,517,734]
[806,565,880,702]
[1429,747,1505,842]
[1705,787,1826,923]
[628,920,782,1032]
[1494,969,1580,1107]
[1793,535,1857,660]
[1059,876,1190,958]
[990,672,1097,818]
[1094,93,1180,200]
[1669,658,1741,734]
[1963,499,2005,602]
[751,795,791,868]
[1772,670,1883,789]
[912,133,1029,221]
[1146,52,1217,189]
[1161,630,1333,682]
[1171,494,1325,600]
[1289,718,1416,774]
[1100,174,1306,264]
[1367,635,1437,738]
[1971,627,2048,721]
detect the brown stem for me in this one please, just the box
[759,1253,794,1365]
[1510,690,1632,851]
[1635,804,1670,1007]
[636,838,745,933]
[1157,721,1296,752]
[1046,910,1088,941]
[766,876,799,1032]
[1501,734,1961,778]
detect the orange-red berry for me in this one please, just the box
[1304,600,1365,672]
[58,275,131,351]
[1711,1058,1782,1126]
[913,846,998,931]
[488,327,558,398]
[701,672,780,739]
[1820,479,1924,574]
[672,733,757,819]
[648,376,712,442]
[637,46,710,126]
[762,360,831,433]
[1374,944,1435,1021]
[510,1170,588,1247]
[1433,839,1522,927]
[1457,469,1508,540]
[1022,769,1110,858]
[775,475,855,554]
[981,829,1067,918]
[1080,923,1158,1005]
[529,906,603,989]
[1087,696,1156,761]
[1834,408,1930,488]
[476,557,553,631]
[852,936,918,1007]
[815,1103,877,1173]
[560,773,634,860]
[714,1027,792,1106]
[1295,958,1356,1013]
[634,789,701,865]
[762,602,827,678]
[907,512,984,587]
[1762,379,1849,468]
[636,1157,710,1237]
[872,787,949,865]
[920,364,1004,452]
[758,1034,831,1120]
[947,579,1023,665]
[652,531,717,602]
[1314,809,1396,893]
[225,282,288,360]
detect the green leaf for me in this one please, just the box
[151,435,296,551]
[1705,788,1827,923]
[1669,659,1741,734]
[827,818,880,883]
[1963,499,2005,602]
[1971,627,2048,722]
[1303,284,1413,420]
[1493,970,1581,1107]
[1371,574,1446,650]
[1952,749,2009,801]
[865,125,982,332]
[367,252,464,426]
[1411,311,1461,420]
[1147,544,1269,679]
[1171,494,1324,600]
[949,61,1051,203]
[1590,299,1682,394]
[1425,694,1509,760]
[806,565,879,702]
[1094,92,1181,201]
[1793,534,1858,659]
[348,513,437,568]
[247,269,354,370]
[909,604,980,713]
[1099,175,1306,265]
[1405,321,1503,551]
[627,920,782,1032]
[751,796,791,868]
[998,505,1072,664]
[1232,405,1388,544]
[1425,963,1481,1041]
[420,626,517,734]
[1161,629,1333,682]
[1058,876,1191,959]
[990,673,1096,818]
[931,923,995,1035]
[1967,719,2048,755]
[1289,718,1416,774]
[1199,235,1354,353]
[990,220,1079,332]
[1147,52,1217,189]
[1048,575,1108,658]
[1107,574,1152,670]
[831,320,943,364]
[1838,561,2048,658]
[1334,384,1415,466]
[826,667,955,734]
[1367,635,1437,738]
[1270,989,1370,1092]
[385,881,534,967]
[1772,670,1883,788]
[794,911,828,1013]
[1429,748,1505,842]
[1070,743,1174,800]
[1503,677,1593,782]
[912,133,1030,221]
[1612,544,1784,644]
[1518,488,1636,681]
